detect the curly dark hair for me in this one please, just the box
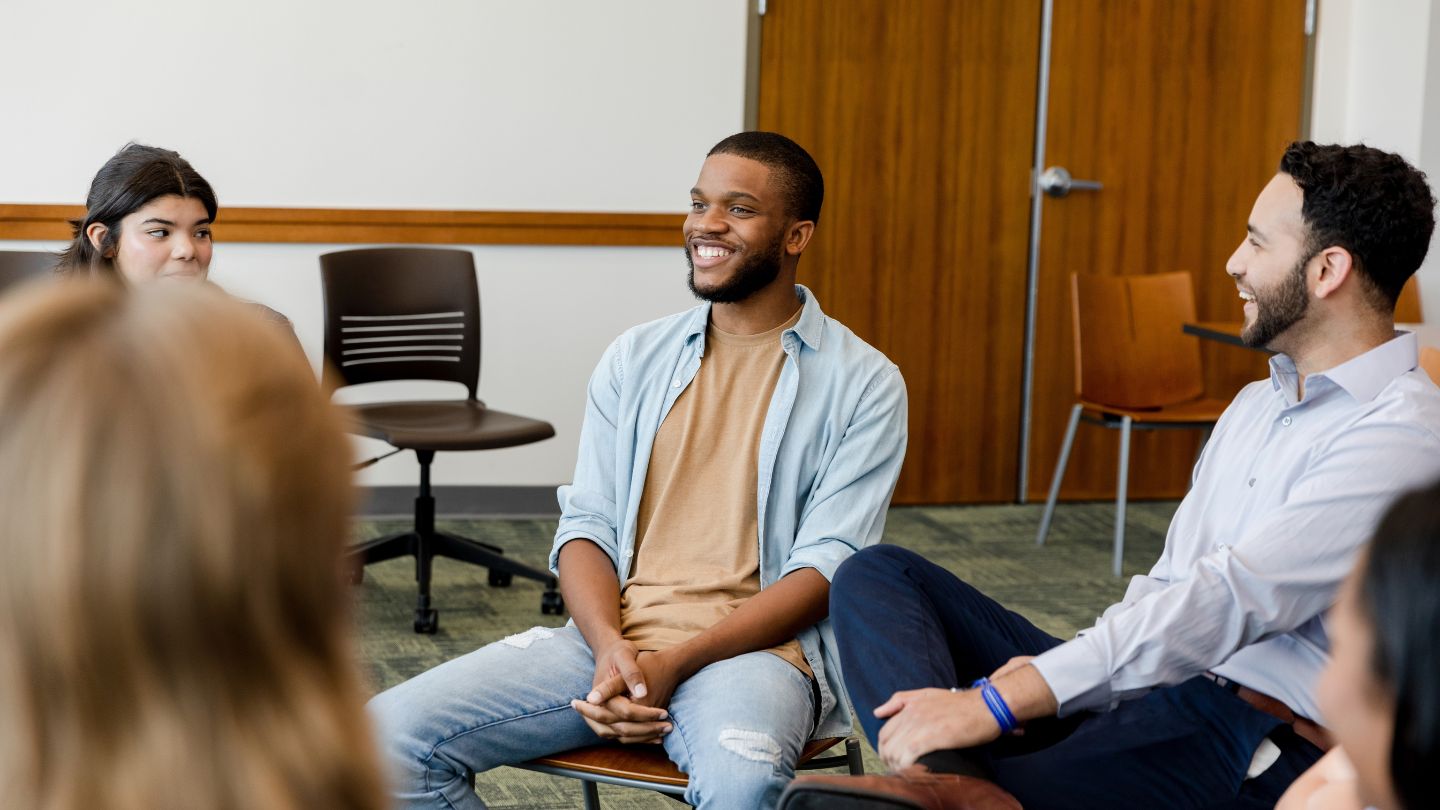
[708,131,824,224]
[1279,141,1435,312]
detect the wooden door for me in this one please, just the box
[1026,1,1308,500]
[757,0,1042,503]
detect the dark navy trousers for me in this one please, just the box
[831,545,1323,809]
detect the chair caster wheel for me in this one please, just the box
[413,609,439,634]
[488,569,513,587]
[541,591,565,615]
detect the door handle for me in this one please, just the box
[1038,166,1103,198]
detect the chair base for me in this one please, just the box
[351,449,563,633]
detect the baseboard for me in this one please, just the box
[358,485,561,519]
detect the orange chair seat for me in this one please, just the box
[1079,396,1230,423]
[526,736,848,788]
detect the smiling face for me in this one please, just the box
[683,153,792,303]
[1317,567,1400,810]
[89,195,213,284]
[1226,174,1316,350]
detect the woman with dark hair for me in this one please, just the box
[57,143,217,282]
[56,143,293,330]
[1279,479,1440,810]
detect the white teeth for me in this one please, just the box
[1239,291,1256,301]
[695,245,733,259]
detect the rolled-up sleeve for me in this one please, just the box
[782,365,908,582]
[550,338,625,575]
[1033,418,1440,715]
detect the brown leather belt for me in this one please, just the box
[1206,674,1332,752]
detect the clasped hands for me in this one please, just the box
[570,639,684,744]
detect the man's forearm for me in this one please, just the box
[666,567,829,679]
[558,539,625,649]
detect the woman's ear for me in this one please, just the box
[85,222,111,255]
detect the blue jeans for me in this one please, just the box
[831,545,1318,810]
[369,624,816,809]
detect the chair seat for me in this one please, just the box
[1079,396,1229,424]
[526,737,848,789]
[348,400,555,451]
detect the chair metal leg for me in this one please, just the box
[1113,416,1133,577]
[1037,404,1084,545]
[583,780,600,810]
[845,736,864,775]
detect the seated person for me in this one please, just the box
[787,142,1440,809]
[0,280,383,810]
[369,132,908,809]
[55,142,293,331]
[1278,478,1440,810]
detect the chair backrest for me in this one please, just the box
[1396,276,1424,323]
[319,247,481,398]
[0,250,57,293]
[1421,346,1440,385]
[1071,271,1205,409]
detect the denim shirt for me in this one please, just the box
[551,284,907,738]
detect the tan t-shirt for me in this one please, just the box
[619,309,811,678]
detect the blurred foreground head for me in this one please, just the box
[0,280,383,810]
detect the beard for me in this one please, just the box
[685,233,784,304]
[1241,253,1312,349]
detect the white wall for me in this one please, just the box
[1312,0,1440,317]
[0,0,750,487]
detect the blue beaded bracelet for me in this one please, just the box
[969,677,1019,734]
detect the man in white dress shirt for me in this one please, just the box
[786,142,1440,810]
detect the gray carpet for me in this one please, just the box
[355,501,1178,808]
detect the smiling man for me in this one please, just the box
[369,132,907,810]
[783,142,1440,810]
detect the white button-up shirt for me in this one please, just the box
[1033,331,1440,722]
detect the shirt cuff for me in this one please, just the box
[1031,636,1115,716]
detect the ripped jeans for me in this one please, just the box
[368,624,816,810]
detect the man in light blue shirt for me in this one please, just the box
[370,132,907,809]
[791,142,1440,810]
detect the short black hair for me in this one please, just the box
[1279,141,1436,311]
[1359,477,1440,809]
[707,132,824,224]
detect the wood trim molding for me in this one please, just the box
[0,203,685,247]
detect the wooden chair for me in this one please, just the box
[514,736,863,809]
[1396,276,1424,323]
[1420,346,1440,385]
[1036,272,1230,576]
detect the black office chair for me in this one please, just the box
[320,247,563,633]
[0,250,57,293]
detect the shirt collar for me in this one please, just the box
[1269,331,1420,403]
[682,284,826,352]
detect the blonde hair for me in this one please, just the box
[0,280,384,810]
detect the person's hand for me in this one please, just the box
[591,638,648,699]
[989,656,1035,680]
[571,639,672,743]
[875,688,1001,771]
[590,647,686,711]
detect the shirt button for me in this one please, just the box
[622,549,633,558]
[1248,478,1256,487]
[671,380,681,389]
[1281,416,1293,426]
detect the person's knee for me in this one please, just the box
[686,727,793,808]
[367,683,439,777]
[833,544,921,602]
